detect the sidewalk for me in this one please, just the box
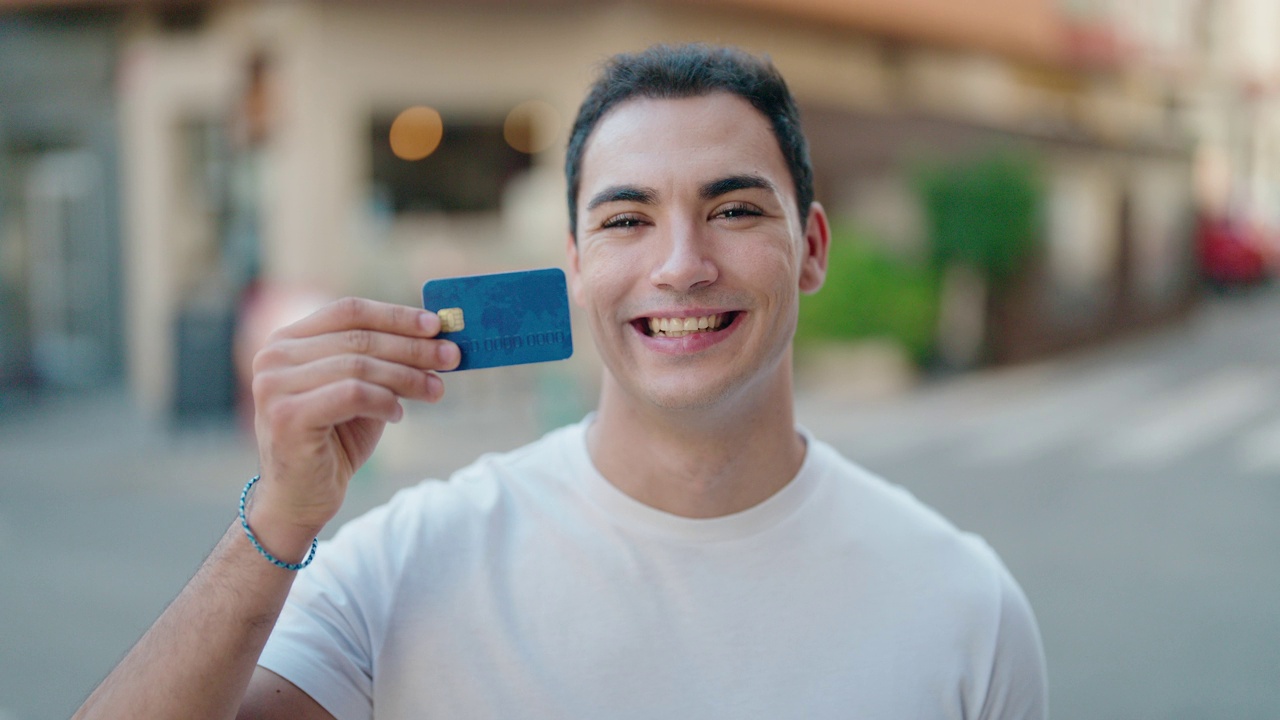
[0,369,568,720]
[4,284,1278,719]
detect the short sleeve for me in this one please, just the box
[977,569,1049,720]
[258,496,411,720]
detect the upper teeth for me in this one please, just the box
[648,314,726,336]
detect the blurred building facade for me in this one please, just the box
[0,9,126,404]
[1,0,1274,417]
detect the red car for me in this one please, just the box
[1197,216,1271,285]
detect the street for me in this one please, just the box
[2,287,1278,719]
[799,287,1280,719]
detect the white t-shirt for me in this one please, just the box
[259,418,1047,719]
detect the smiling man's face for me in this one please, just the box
[567,92,829,412]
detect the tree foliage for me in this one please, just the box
[796,225,940,364]
[913,151,1042,284]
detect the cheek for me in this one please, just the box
[577,248,635,315]
[721,238,802,292]
[570,273,588,309]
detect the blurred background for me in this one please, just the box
[0,0,1277,718]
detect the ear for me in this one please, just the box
[798,201,830,294]
[565,232,587,308]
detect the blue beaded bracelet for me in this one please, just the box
[238,475,318,571]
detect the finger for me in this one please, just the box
[257,330,461,373]
[254,354,446,403]
[272,297,440,342]
[270,378,405,432]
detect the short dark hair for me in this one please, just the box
[565,44,814,238]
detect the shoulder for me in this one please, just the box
[806,436,1047,716]
[804,435,1016,613]
[806,437,982,547]
[329,420,584,551]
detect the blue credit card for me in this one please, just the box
[421,268,573,371]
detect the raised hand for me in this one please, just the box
[246,297,460,559]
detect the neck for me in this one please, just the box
[586,357,807,518]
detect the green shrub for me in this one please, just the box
[913,150,1042,284]
[796,225,940,364]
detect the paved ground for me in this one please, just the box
[2,287,1278,719]
[798,287,1280,720]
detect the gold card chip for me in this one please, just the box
[437,307,465,333]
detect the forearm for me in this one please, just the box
[74,299,454,718]
[74,521,305,720]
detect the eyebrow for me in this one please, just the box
[584,174,778,213]
[700,174,776,200]
[585,185,658,212]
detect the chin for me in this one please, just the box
[637,371,756,413]
[600,345,792,414]
[644,389,724,412]
[599,365,728,413]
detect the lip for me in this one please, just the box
[630,308,745,355]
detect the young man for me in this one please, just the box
[76,45,1047,719]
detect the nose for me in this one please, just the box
[649,218,718,293]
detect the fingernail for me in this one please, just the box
[419,311,438,334]
[438,341,460,367]
[425,372,444,400]
[392,402,405,423]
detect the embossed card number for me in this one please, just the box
[422,268,574,371]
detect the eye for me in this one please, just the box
[714,202,763,220]
[601,213,647,229]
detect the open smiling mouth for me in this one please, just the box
[636,312,740,338]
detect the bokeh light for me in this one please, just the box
[389,105,444,160]
[503,99,560,154]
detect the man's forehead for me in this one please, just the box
[584,92,767,149]
[576,93,789,197]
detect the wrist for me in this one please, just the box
[246,507,321,558]
[238,476,319,570]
